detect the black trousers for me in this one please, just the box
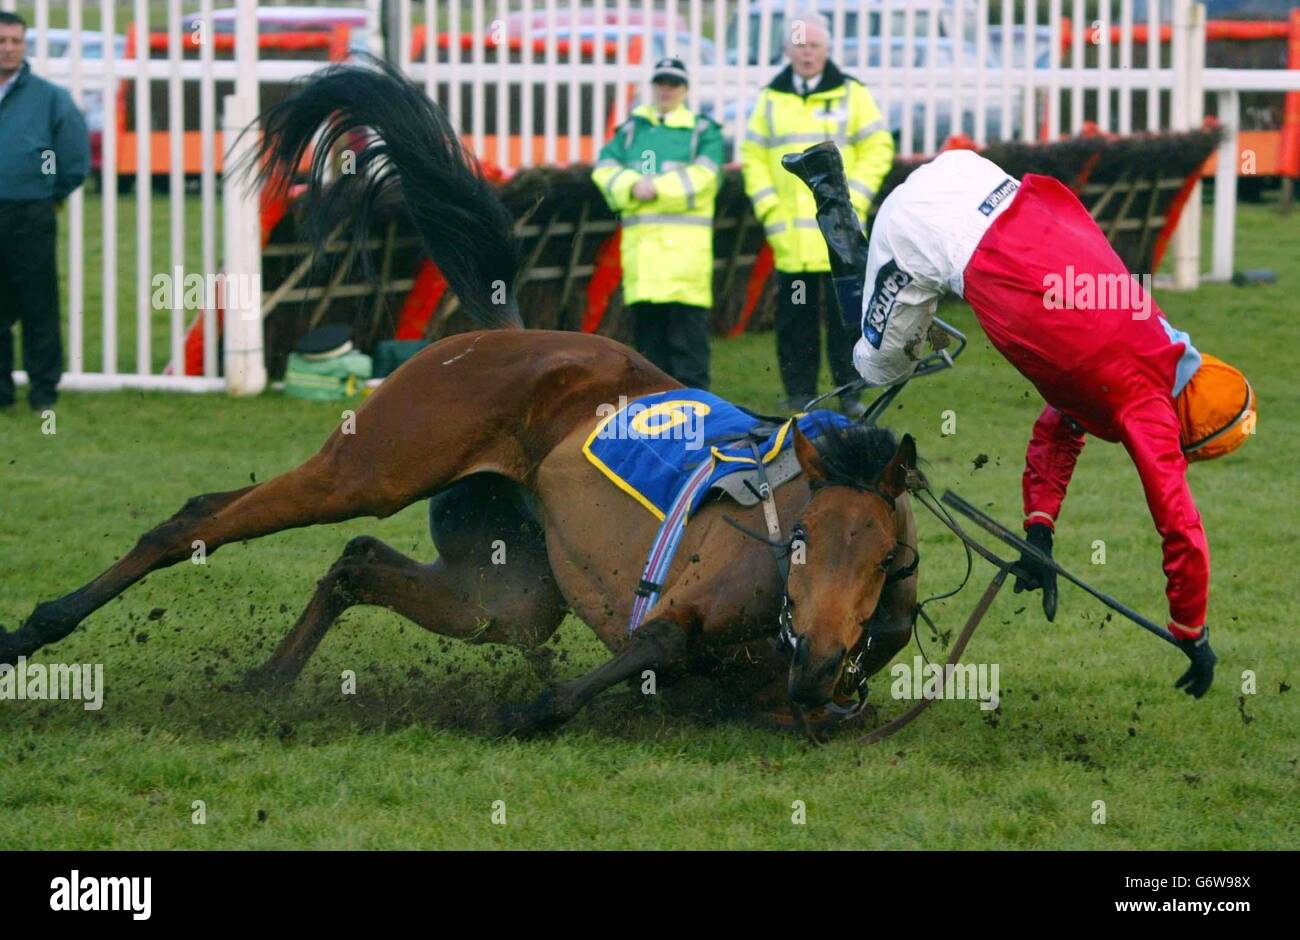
[0,200,63,407]
[774,271,858,400]
[629,301,711,390]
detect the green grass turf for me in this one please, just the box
[0,200,1296,850]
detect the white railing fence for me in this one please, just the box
[8,0,367,396]
[7,0,1300,394]
[402,0,1196,163]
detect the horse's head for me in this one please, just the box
[783,424,917,710]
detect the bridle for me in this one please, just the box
[723,457,920,718]
[723,316,971,733]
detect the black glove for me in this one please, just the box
[1174,626,1217,698]
[1012,522,1058,621]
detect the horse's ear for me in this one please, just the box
[880,433,918,499]
[793,425,829,484]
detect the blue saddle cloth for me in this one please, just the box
[582,389,853,520]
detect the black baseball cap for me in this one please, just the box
[651,57,689,86]
[294,322,353,360]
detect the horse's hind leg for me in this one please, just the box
[246,474,567,686]
[1,431,470,665]
[0,483,256,662]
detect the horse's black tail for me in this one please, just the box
[251,55,522,329]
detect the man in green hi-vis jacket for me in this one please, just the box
[592,57,725,389]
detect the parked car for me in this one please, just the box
[983,23,1054,71]
[1135,0,1299,198]
[444,8,718,160]
[23,30,126,135]
[494,7,718,67]
[724,0,986,66]
[706,38,1020,152]
[183,5,375,56]
[23,27,126,64]
[1137,0,1296,17]
[716,0,1021,151]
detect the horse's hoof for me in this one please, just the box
[494,688,567,739]
[494,700,559,739]
[494,702,541,738]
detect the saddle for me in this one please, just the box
[705,444,803,506]
[582,389,849,523]
[580,389,852,634]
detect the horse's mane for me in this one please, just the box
[807,421,899,489]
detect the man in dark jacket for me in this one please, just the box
[0,11,89,412]
[741,13,893,416]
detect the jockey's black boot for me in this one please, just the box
[781,141,870,330]
[830,273,866,332]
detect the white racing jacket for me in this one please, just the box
[854,149,1021,385]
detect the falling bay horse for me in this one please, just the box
[0,60,920,735]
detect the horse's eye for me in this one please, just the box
[879,550,897,571]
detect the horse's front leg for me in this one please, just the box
[497,614,694,737]
[496,509,783,737]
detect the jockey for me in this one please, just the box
[782,141,1258,699]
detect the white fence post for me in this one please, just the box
[67,0,85,376]
[134,0,152,375]
[1212,90,1239,281]
[1171,1,1206,289]
[365,0,384,57]
[168,0,186,378]
[200,0,218,379]
[221,0,265,396]
[221,92,265,397]
[100,0,119,375]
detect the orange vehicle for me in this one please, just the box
[116,12,359,187]
[119,7,660,183]
[1056,9,1300,191]
[409,15,662,166]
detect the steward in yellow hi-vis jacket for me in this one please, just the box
[741,14,894,415]
[592,57,724,389]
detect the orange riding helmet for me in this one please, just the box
[1175,354,1257,462]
